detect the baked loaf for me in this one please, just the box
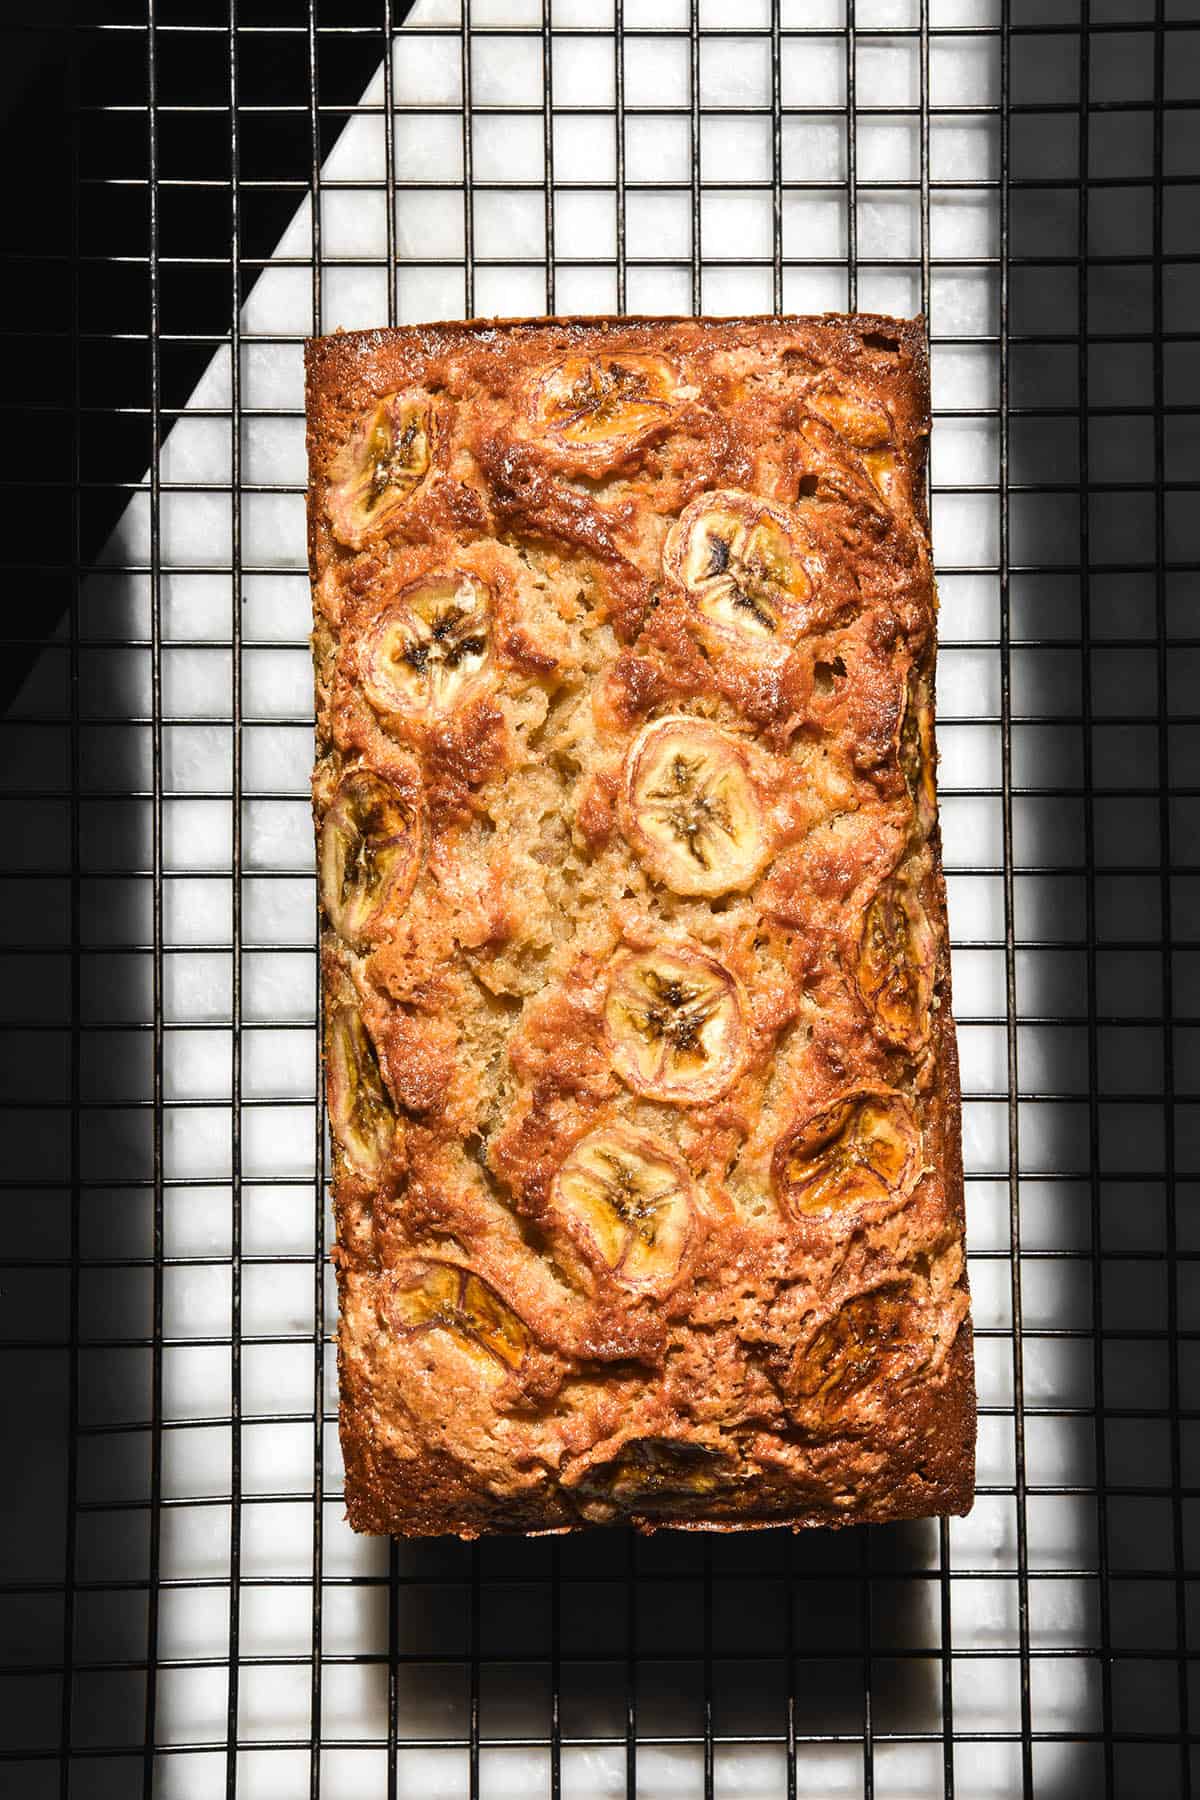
[305,314,974,1537]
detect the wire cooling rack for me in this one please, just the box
[1,1,1197,1796]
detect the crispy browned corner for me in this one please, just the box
[304,314,975,1538]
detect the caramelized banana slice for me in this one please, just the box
[387,1258,528,1372]
[577,1437,731,1506]
[857,873,936,1052]
[328,1003,396,1175]
[899,669,937,840]
[605,948,745,1105]
[624,715,768,898]
[864,448,903,506]
[364,573,491,721]
[326,394,432,547]
[532,353,676,465]
[664,490,819,654]
[806,390,891,449]
[552,1126,694,1288]
[774,1089,921,1224]
[794,1281,925,1408]
[320,769,421,946]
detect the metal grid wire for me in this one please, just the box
[1,0,1198,1796]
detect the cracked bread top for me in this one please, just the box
[304,314,975,1538]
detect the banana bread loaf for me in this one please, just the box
[305,314,975,1537]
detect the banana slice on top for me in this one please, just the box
[551,1125,694,1289]
[386,1258,529,1373]
[773,1088,921,1225]
[364,573,491,722]
[857,872,936,1053]
[326,393,432,548]
[623,715,769,898]
[604,947,746,1105]
[328,1003,396,1175]
[899,670,937,840]
[806,389,891,449]
[320,769,422,946]
[863,448,903,507]
[532,353,676,466]
[577,1437,731,1507]
[663,490,819,653]
[794,1281,920,1406]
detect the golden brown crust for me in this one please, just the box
[306,313,974,1538]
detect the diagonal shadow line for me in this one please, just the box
[0,0,416,717]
